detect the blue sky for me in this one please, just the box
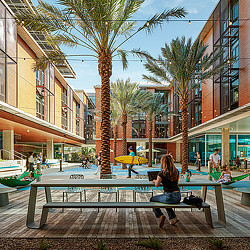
[33,0,218,90]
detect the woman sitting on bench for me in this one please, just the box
[150,154,181,228]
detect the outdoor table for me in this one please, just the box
[26,178,226,228]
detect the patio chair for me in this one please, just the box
[133,174,153,211]
[62,174,86,212]
[98,174,119,212]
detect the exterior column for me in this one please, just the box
[46,139,54,159]
[176,141,181,162]
[61,143,65,161]
[221,128,230,166]
[2,130,14,160]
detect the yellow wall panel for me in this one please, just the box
[55,81,61,127]
[17,40,36,116]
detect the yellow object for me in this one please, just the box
[115,155,148,165]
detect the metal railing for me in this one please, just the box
[0,149,26,160]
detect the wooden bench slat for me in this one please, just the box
[43,202,210,209]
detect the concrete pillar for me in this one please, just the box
[61,143,64,160]
[221,128,230,166]
[2,130,14,160]
[46,139,54,159]
[176,141,181,162]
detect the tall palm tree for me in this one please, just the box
[111,79,151,168]
[16,0,186,177]
[110,96,121,166]
[143,93,170,167]
[141,37,229,173]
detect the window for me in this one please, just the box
[36,70,45,119]
[0,51,4,102]
[61,88,67,130]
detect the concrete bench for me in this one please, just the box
[234,188,250,207]
[0,188,17,206]
[37,201,213,229]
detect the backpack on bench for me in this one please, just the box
[183,195,203,210]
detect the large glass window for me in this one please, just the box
[0,51,4,102]
[189,135,205,165]
[0,2,5,51]
[206,135,222,163]
[36,70,45,119]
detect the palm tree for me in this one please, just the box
[110,96,121,166]
[143,93,170,167]
[141,37,229,173]
[16,0,186,177]
[111,79,151,168]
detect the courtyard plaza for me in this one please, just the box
[0,163,249,239]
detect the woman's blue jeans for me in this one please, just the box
[150,191,181,219]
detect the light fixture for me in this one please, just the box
[199,60,201,64]
[105,21,108,25]
[82,60,84,63]
[169,61,172,65]
[227,59,230,64]
[229,21,233,26]
[27,129,29,132]
[146,21,150,26]
[188,20,191,24]
[140,60,143,63]
[21,19,25,25]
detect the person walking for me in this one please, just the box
[127,146,139,178]
[209,149,221,172]
[150,154,181,228]
[195,152,201,171]
[95,151,101,175]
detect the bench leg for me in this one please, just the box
[80,192,83,212]
[98,192,100,212]
[62,192,65,213]
[40,207,49,228]
[84,190,87,202]
[204,206,213,227]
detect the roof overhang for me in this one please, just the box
[168,103,250,142]
[5,0,76,78]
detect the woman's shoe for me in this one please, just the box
[169,217,179,225]
[158,215,166,228]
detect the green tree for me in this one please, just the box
[141,37,229,172]
[111,79,151,168]
[143,93,170,167]
[16,0,186,177]
[110,96,121,166]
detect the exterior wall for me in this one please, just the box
[17,36,36,116]
[202,28,214,123]
[54,78,61,128]
[239,0,250,106]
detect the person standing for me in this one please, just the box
[127,146,138,178]
[195,152,201,171]
[28,152,34,172]
[235,156,241,169]
[150,154,181,227]
[209,149,221,172]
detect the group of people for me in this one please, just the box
[26,152,49,172]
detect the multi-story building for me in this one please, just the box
[0,0,87,160]
[94,0,250,166]
[170,0,250,166]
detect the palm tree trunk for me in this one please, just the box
[98,47,112,178]
[148,121,153,167]
[180,96,189,173]
[121,113,127,169]
[113,124,118,166]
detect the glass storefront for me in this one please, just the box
[188,134,249,166]
[189,135,205,165]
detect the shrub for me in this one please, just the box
[39,236,50,250]
[135,237,162,249]
[96,239,107,250]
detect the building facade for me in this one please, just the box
[170,0,250,166]
[0,0,87,160]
